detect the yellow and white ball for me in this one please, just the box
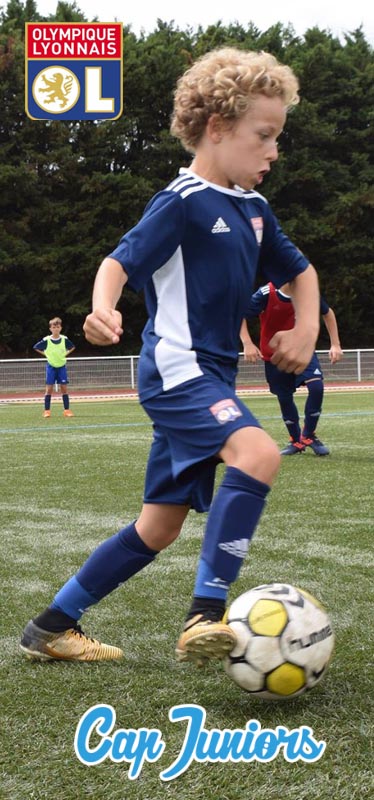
[224,583,334,700]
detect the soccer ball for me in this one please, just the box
[224,583,334,700]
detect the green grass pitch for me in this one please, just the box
[0,392,373,799]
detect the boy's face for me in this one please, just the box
[207,94,286,191]
[50,322,62,335]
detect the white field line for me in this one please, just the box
[0,501,126,531]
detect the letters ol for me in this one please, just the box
[85,67,114,113]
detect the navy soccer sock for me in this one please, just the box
[277,395,301,441]
[303,380,324,437]
[62,394,70,410]
[44,394,51,410]
[48,522,158,621]
[195,466,270,600]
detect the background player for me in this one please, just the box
[21,48,320,664]
[33,316,75,418]
[240,282,343,454]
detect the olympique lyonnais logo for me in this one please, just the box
[25,23,123,120]
[250,216,264,245]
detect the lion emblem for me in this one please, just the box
[39,72,73,108]
[32,66,80,114]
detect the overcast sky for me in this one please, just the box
[34,0,374,45]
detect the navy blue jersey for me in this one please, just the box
[109,169,309,401]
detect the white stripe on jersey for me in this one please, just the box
[234,184,268,204]
[153,246,203,391]
[244,188,268,204]
[178,183,208,199]
[173,170,269,202]
[167,174,203,192]
[168,174,208,200]
[260,284,271,296]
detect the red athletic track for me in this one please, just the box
[1,382,373,404]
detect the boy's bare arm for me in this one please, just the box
[240,319,263,362]
[322,308,343,363]
[83,258,127,346]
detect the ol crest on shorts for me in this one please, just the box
[25,23,123,121]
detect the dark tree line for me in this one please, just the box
[0,0,373,355]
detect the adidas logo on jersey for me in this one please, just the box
[313,368,322,375]
[218,538,249,558]
[211,217,231,233]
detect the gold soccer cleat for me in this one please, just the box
[175,613,236,667]
[20,620,123,662]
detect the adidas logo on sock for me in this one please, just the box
[211,217,231,233]
[204,577,230,591]
[218,538,249,558]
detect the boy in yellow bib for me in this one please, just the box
[33,317,75,417]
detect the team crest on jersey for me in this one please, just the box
[209,399,243,424]
[250,216,263,245]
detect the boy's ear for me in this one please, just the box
[207,114,226,143]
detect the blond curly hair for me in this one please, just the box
[171,47,300,153]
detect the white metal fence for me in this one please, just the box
[0,350,373,395]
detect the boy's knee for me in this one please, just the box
[245,434,281,484]
[222,427,281,485]
[259,439,281,481]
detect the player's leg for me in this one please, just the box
[302,378,324,436]
[176,424,280,664]
[144,381,280,665]
[145,378,280,665]
[298,355,329,455]
[264,362,303,454]
[277,392,307,454]
[44,364,55,416]
[43,383,53,417]
[277,392,303,450]
[20,503,189,662]
[300,378,329,455]
[60,367,74,416]
[20,430,190,661]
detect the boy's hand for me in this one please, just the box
[269,327,317,374]
[83,308,123,345]
[242,341,263,363]
[329,344,343,364]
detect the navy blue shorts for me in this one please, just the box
[265,353,323,399]
[46,365,68,385]
[141,376,261,512]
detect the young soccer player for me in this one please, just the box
[240,282,343,454]
[21,48,320,664]
[33,317,75,417]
